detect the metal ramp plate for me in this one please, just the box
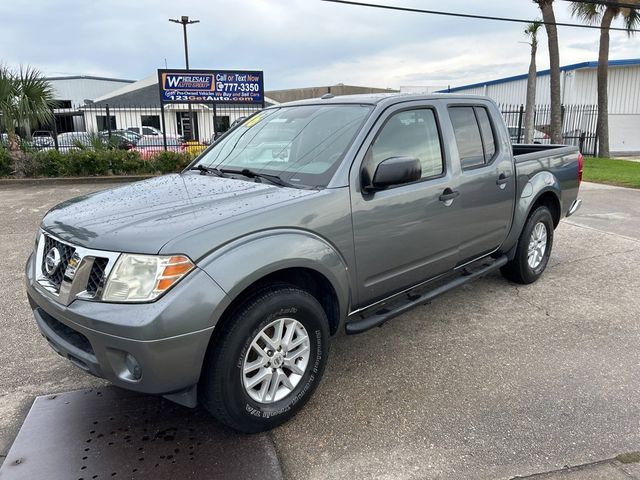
[0,387,283,480]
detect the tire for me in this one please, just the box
[501,206,554,284]
[199,284,330,433]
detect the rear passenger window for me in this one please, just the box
[369,108,444,180]
[449,106,497,169]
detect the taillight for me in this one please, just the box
[577,152,584,185]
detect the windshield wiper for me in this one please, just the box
[220,168,298,188]
[190,165,228,177]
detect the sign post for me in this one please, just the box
[157,69,264,149]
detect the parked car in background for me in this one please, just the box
[32,130,55,148]
[127,126,163,137]
[507,126,550,144]
[135,136,184,159]
[56,132,93,151]
[99,130,141,150]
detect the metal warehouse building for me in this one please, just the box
[443,58,640,155]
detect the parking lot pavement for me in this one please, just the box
[1,180,639,479]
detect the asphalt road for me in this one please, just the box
[1,180,639,479]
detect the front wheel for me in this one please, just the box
[501,206,554,284]
[199,285,330,433]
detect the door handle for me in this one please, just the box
[439,188,460,203]
[496,173,511,186]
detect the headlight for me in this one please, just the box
[102,254,194,302]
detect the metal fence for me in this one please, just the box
[31,102,264,152]
[500,104,598,156]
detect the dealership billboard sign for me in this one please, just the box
[157,69,264,104]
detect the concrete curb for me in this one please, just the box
[0,175,155,186]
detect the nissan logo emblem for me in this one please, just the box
[44,247,62,275]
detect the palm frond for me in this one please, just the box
[570,2,604,25]
[15,66,56,127]
[620,1,640,35]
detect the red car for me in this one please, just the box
[135,136,185,159]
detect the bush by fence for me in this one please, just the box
[0,147,193,178]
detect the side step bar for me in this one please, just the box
[345,255,508,334]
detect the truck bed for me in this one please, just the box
[512,143,579,163]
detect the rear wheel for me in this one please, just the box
[501,206,554,284]
[199,285,329,433]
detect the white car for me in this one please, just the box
[126,126,164,137]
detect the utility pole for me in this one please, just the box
[169,16,199,141]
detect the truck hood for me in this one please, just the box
[41,173,318,254]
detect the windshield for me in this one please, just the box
[193,104,372,188]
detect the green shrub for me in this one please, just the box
[0,147,11,177]
[151,151,192,174]
[0,147,192,178]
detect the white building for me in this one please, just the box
[83,74,274,142]
[47,76,135,133]
[441,58,640,155]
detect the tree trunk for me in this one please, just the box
[524,39,538,144]
[7,130,27,178]
[539,1,563,144]
[597,8,614,158]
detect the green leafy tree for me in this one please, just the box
[523,21,543,144]
[571,1,640,158]
[0,66,56,176]
[533,1,563,144]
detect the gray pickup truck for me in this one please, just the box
[26,94,582,432]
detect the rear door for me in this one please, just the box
[447,102,515,264]
[350,102,461,305]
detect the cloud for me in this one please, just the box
[1,0,639,90]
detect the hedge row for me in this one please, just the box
[0,147,193,178]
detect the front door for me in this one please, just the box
[176,111,199,141]
[350,105,460,306]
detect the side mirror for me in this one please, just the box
[363,156,422,191]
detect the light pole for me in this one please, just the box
[169,16,199,140]
[169,16,199,69]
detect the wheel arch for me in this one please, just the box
[500,171,562,259]
[198,230,351,338]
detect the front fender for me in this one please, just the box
[197,229,351,323]
[501,171,561,257]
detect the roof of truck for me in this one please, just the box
[278,92,490,107]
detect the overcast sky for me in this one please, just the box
[2,0,639,90]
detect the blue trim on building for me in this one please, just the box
[437,58,640,93]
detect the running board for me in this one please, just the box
[345,255,508,334]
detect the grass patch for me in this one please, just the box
[583,157,640,188]
[616,452,640,464]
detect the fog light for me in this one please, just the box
[124,353,142,380]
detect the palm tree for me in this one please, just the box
[533,0,563,144]
[571,1,640,158]
[0,66,56,175]
[523,21,542,144]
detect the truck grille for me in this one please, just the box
[35,231,120,304]
[41,235,76,290]
[86,257,109,296]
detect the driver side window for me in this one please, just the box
[368,108,444,180]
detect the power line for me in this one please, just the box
[321,0,640,32]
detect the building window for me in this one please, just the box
[96,115,116,132]
[141,115,161,130]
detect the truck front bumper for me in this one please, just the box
[25,253,230,407]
